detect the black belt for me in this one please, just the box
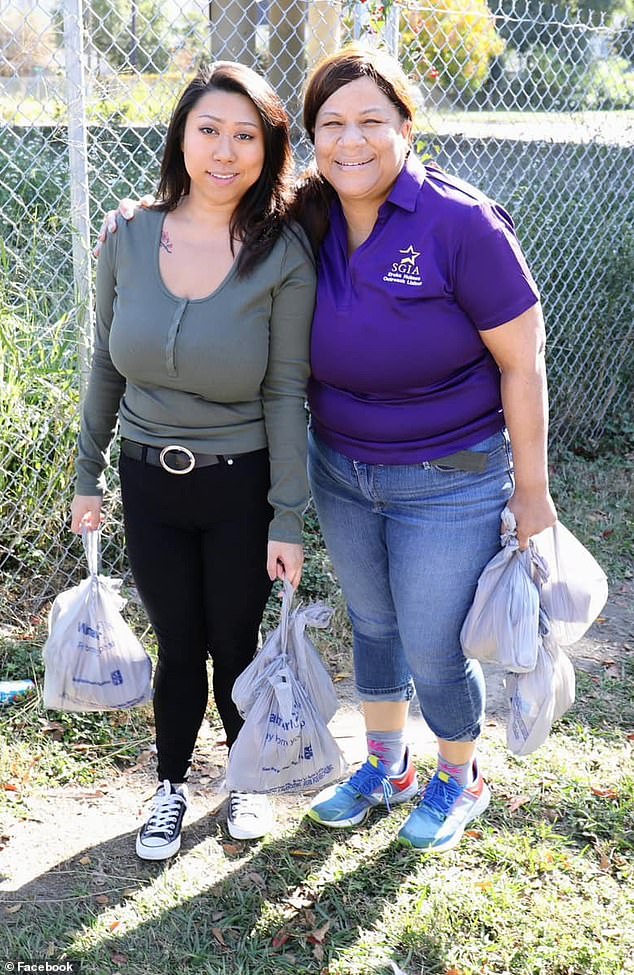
[121,439,234,474]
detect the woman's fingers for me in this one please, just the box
[266,541,304,589]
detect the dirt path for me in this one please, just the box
[1,581,631,901]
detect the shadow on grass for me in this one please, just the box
[0,798,448,975]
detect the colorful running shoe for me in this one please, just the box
[397,761,490,853]
[306,749,418,829]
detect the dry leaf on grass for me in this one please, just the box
[245,871,267,889]
[307,921,330,944]
[271,930,290,948]
[591,786,619,799]
[211,927,228,947]
[4,903,22,913]
[95,894,110,905]
[508,795,530,812]
[39,719,65,738]
[111,953,127,965]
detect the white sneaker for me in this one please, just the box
[136,780,188,861]
[227,791,274,840]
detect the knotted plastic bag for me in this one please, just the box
[460,508,548,672]
[232,579,338,722]
[531,520,608,646]
[506,624,575,756]
[226,655,347,795]
[43,530,153,711]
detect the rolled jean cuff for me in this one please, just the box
[356,681,415,703]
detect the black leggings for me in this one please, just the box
[119,448,273,782]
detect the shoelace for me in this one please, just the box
[418,773,462,816]
[229,792,269,821]
[344,760,396,810]
[145,780,186,835]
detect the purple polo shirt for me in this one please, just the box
[308,154,540,462]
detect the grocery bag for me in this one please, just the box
[42,529,153,711]
[506,623,575,756]
[461,508,548,672]
[233,579,338,721]
[531,520,608,645]
[227,580,346,794]
[226,656,347,795]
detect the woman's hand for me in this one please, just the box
[70,495,103,534]
[506,489,557,550]
[93,194,156,257]
[267,541,304,589]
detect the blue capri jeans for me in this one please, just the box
[308,428,514,743]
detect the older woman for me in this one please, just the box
[295,46,556,852]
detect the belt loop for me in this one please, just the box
[141,444,148,464]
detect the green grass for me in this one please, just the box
[1,711,633,974]
[1,447,633,973]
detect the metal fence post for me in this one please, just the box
[63,0,94,400]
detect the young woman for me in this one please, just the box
[71,62,316,859]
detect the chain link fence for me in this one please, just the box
[1,0,633,626]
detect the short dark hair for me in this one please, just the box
[156,61,294,276]
[293,46,417,258]
[303,44,416,144]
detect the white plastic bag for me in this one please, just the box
[232,579,338,722]
[461,509,547,672]
[42,530,153,711]
[506,629,575,756]
[531,520,608,645]
[226,656,347,795]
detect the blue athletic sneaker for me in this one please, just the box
[397,761,490,853]
[307,750,419,828]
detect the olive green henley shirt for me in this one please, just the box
[76,209,316,544]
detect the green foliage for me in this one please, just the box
[52,0,173,74]
[579,55,634,108]
[400,0,505,103]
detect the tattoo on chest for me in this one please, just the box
[160,230,173,254]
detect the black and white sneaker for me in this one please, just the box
[227,791,274,840]
[136,780,188,861]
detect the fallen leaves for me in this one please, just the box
[39,718,65,740]
[600,660,622,678]
[508,795,531,813]
[4,903,22,913]
[211,927,228,947]
[591,786,619,800]
[221,842,242,856]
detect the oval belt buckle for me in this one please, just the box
[159,444,195,475]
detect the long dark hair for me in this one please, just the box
[155,62,294,276]
[291,45,417,257]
